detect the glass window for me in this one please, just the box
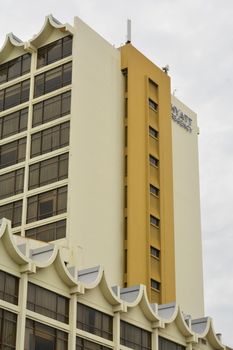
[34,63,72,98]
[27,283,69,323]
[120,321,151,350]
[31,122,70,158]
[32,91,71,127]
[77,303,113,340]
[149,126,158,139]
[25,319,68,350]
[150,246,160,259]
[27,186,67,223]
[0,200,22,227]
[0,137,26,169]
[76,337,111,350]
[159,337,185,350]
[148,98,158,111]
[150,215,160,227]
[37,36,72,68]
[149,154,159,167]
[0,168,24,199]
[0,270,19,304]
[29,153,68,189]
[150,184,159,197]
[151,279,160,291]
[25,219,66,242]
[0,53,31,85]
[0,79,30,112]
[0,309,17,349]
[0,108,28,140]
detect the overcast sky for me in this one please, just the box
[0,0,233,346]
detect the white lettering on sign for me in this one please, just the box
[171,105,192,133]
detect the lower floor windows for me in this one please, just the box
[0,309,17,349]
[120,320,151,350]
[0,168,24,200]
[76,337,111,350]
[25,219,66,242]
[25,319,68,350]
[27,186,67,223]
[0,270,19,305]
[159,336,185,350]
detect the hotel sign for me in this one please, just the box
[171,105,192,133]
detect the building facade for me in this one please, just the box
[0,14,208,346]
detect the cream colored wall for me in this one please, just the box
[67,17,124,286]
[171,95,204,318]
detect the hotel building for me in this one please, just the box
[0,15,224,349]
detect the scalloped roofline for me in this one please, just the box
[0,218,225,346]
[29,14,74,48]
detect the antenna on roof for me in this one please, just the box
[126,19,131,44]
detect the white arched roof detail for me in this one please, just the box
[192,317,225,350]
[0,219,30,265]
[29,15,74,48]
[0,33,28,63]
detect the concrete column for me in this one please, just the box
[69,293,77,350]
[16,272,28,350]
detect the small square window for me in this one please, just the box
[150,246,160,259]
[150,215,159,227]
[149,155,159,167]
[149,126,158,139]
[151,279,160,291]
[150,184,159,197]
[149,99,158,111]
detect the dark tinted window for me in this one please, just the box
[150,215,160,227]
[0,168,24,199]
[150,184,159,197]
[0,137,26,169]
[25,220,66,242]
[151,279,160,291]
[0,270,19,304]
[27,186,67,223]
[77,303,113,340]
[76,337,111,350]
[0,79,30,112]
[149,126,158,139]
[27,283,69,323]
[120,321,151,350]
[0,108,28,140]
[0,54,31,85]
[150,246,160,259]
[159,337,185,350]
[149,154,159,167]
[37,36,72,68]
[32,91,71,127]
[25,319,68,350]
[0,200,22,227]
[29,153,68,189]
[31,122,70,158]
[0,309,17,349]
[149,98,158,111]
[34,62,72,97]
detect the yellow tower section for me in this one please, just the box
[120,44,176,304]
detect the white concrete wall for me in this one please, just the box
[67,17,124,286]
[171,95,204,318]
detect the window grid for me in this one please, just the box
[26,186,67,224]
[76,337,111,350]
[30,121,70,158]
[28,153,69,190]
[0,79,30,112]
[120,320,151,350]
[0,53,31,85]
[0,200,23,227]
[34,62,72,98]
[0,108,28,140]
[0,270,19,304]
[77,303,113,340]
[27,282,69,323]
[0,168,24,200]
[0,309,17,349]
[32,91,71,127]
[0,137,26,169]
[37,35,73,68]
[25,219,66,242]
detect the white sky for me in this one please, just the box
[0,0,233,346]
